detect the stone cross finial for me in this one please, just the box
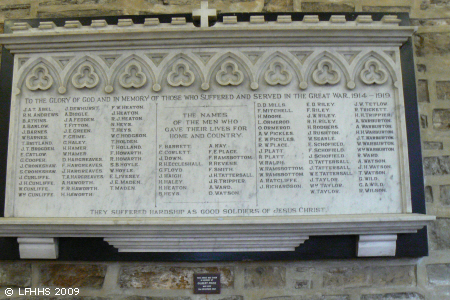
[193,0,217,28]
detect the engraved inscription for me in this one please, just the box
[8,48,403,218]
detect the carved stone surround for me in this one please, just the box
[16,48,400,96]
[0,15,434,258]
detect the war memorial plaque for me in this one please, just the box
[0,8,434,259]
[8,54,407,217]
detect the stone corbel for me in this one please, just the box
[17,237,59,259]
[357,234,397,257]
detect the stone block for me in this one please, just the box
[417,64,427,73]
[421,0,450,10]
[420,114,428,128]
[145,0,253,5]
[295,279,312,289]
[423,156,450,175]
[39,264,107,288]
[263,0,294,12]
[420,0,430,10]
[371,266,416,287]
[323,267,370,288]
[412,19,450,26]
[0,262,31,288]
[440,185,450,204]
[164,0,193,5]
[433,109,450,130]
[244,266,286,288]
[429,218,450,250]
[301,2,354,12]
[295,267,316,277]
[39,0,117,5]
[37,8,122,18]
[425,185,434,203]
[415,33,450,57]
[0,4,31,21]
[418,80,430,102]
[362,6,411,12]
[360,293,425,299]
[261,296,350,300]
[423,141,443,150]
[427,263,450,285]
[119,266,233,289]
[437,81,450,101]
[0,291,109,300]
[143,0,165,4]
[431,0,450,5]
[124,297,191,300]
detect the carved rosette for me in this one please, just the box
[72,62,100,89]
[360,59,388,85]
[25,64,54,91]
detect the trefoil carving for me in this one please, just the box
[18,49,399,93]
[216,60,244,86]
[167,61,195,87]
[119,62,147,89]
[25,64,54,91]
[264,59,292,86]
[360,59,388,85]
[312,59,341,85]
[72,62,100,89]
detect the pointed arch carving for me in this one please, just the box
[17,57,62,95]
[351,50,398,86]
[255,51,303,88]
[159,53,204,91]
[205,51,255,90]
[305,50,353,89]
[15,48,403,94]
[110,55,156,92]
[63,56,109,93]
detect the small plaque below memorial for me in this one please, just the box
[194,273,221,294]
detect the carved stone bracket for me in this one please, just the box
[17,238,59,259]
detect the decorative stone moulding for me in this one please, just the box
[0,9,434,259]
[0,215,433,256]
[11,49,408,95]
[3,15,416,53]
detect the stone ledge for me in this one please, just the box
[0,23,416,53]
[0,214,435,256]
[8,15,403,34]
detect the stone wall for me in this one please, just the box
[0,0,449,299]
